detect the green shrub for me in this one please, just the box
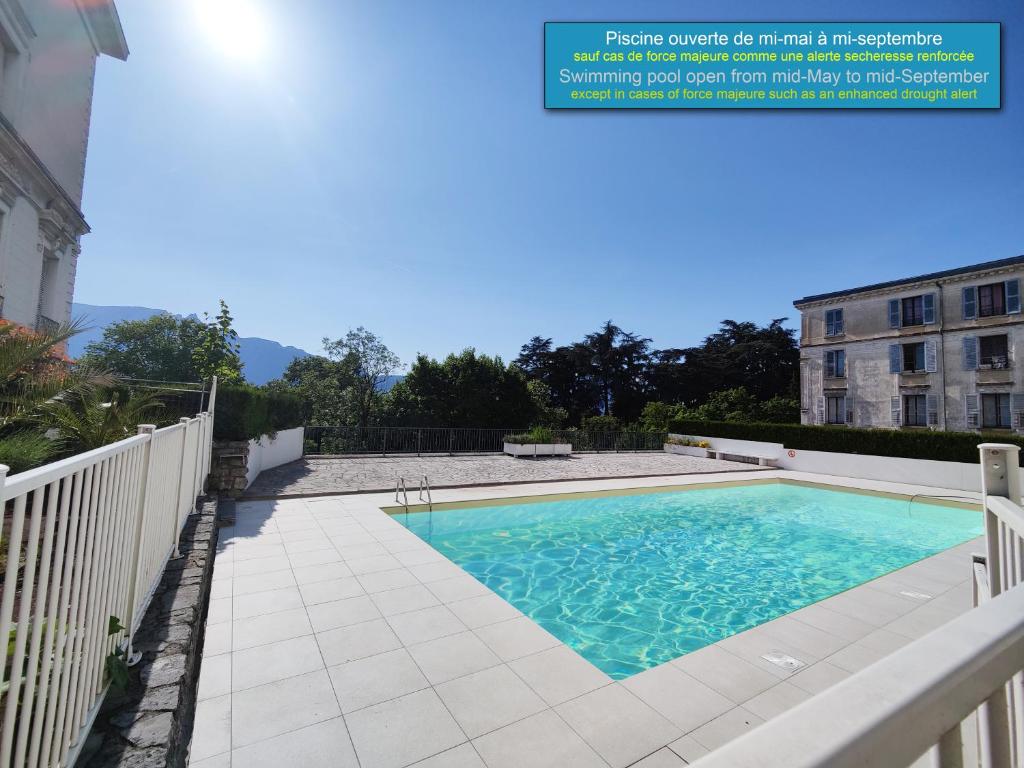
[581,415,621,433]
[667,419,1024,466]
[504,426,557,445]
[214,384,304,441]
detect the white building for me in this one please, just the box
[0,0,126,332]
[795,256,1024,432]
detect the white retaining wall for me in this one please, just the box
[671,433,1003,492]
[245,427,304,488]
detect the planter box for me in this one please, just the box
[504,442,572,458]
[664,443,711,458]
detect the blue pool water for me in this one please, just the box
[398,483,982,679]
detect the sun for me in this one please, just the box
[196,0,269,63]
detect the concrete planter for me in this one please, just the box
[504,442,572,458]
[664,443,710,458]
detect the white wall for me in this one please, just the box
[672,432,1004,493]
[245,427,304,488]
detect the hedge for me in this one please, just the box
[214,384,305,441]
[667,419,1024,466]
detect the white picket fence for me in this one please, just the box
[0,380,216,768]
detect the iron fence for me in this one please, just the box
[303,426,669,456]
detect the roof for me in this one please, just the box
[82,0,129,60]
[793,255,1024,306]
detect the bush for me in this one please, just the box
[667,419,1024,466]
[581,415,621,433]
[214,384,304,441]
[504,426,557,445]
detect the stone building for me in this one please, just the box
[794,255,1024,432]
[0,0,127,332]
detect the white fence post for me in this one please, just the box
[125,425,156,664]
[171,418,191,559]
[979,444,1021,599]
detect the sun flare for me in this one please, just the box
[196,0,269,62]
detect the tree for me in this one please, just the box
[193,300,243,383]
[322,328,400,431]
[384,349,535,428]
[81,300,244,384]
[267,354,360,425]
[0,321,81,471]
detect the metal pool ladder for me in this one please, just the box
[395,477,410,510]
[419,475,433,510]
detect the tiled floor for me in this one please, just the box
[191,471,982,768]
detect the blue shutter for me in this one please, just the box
[965,394,980,428]
[1006,279,1021,314]
[888,299,900,328]
[888,344,901,373]
[963,286,977,319]
[835,308,844,335]
[922,293,936,324]
[926,394,939,426]
[963,337,978,370]
[890,396,901,427]
[925,341,937,373]
[824,351,833,378]
[836,350,846,378]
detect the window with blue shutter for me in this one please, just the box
[1006,279,1021,314]
[825,308,844,337]
[922,293,936,324]
[888,344,901,373]
[888,299,900,329]
[963,286,977,319]
[825,349,846,378]
[963,337,978,370]
[926,394,939,426]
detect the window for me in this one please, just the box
[981,393,1011,429]
[979,335,1010,369]
[825,349,845,378]
[978,283,1007,318]
[826,396,846,425]
[825,308,844,337]
[903,395,927,427]
[901,296,924,326]
[902,343,925,373]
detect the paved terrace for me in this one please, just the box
[194,471,982,768]
[244,453,762,498]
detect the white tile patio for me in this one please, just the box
[191,470,983,767]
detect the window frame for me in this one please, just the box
[978,282,1007,318]
[903,394,927,427]
[825,349,846,378]
[902,342,926,373]
[901,296,925,327]
[825,308,844,337]
[825,395,846,425]
[981,392,1012,429]
[979,334,1010,369]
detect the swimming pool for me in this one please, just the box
[396,482,982,678]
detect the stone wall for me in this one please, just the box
[208,440,250,497]
[81,498,219,768]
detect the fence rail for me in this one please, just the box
[304,426,669,456]
[690,442,1024,768]
[0,379,217,768]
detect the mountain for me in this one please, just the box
[70,303,311,385]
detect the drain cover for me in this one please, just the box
[761,651,805,671]
[899,590,933,600]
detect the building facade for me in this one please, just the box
[0,0,126,332]
[794,256,1024,433]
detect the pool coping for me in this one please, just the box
[195,469,984,768]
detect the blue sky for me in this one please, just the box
[79,0,1023,367]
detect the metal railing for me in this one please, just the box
[690,442,1024,768]
[304,426,668,456]
[0,379,217,768]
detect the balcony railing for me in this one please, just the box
[690,443,1024,768]
[303,426,668,456]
